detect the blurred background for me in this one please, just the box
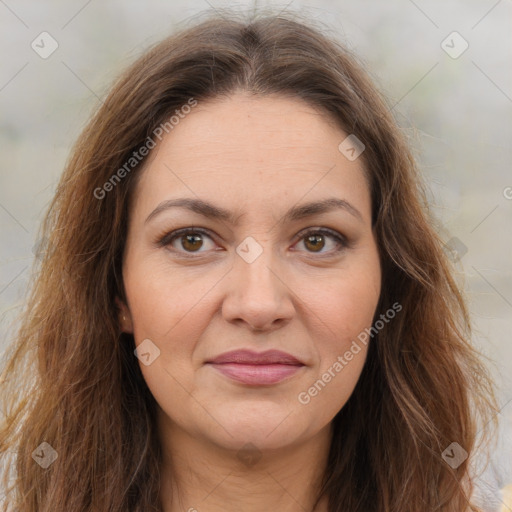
[0,0,511,510]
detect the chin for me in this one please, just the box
[203,405,311,451]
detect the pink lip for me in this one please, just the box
[206,349,305,385]
[207,349,303,365]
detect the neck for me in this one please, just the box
[158,413,332,512]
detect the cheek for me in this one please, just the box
[124,258,219,342]
[123,262,218,428]
[294,273,378,420]
[300,266,380,352]
[294,254,380,410]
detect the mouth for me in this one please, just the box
[205,349,305,386]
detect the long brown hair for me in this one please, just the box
[0,9,497,511]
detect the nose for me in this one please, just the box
[221,244,295,332]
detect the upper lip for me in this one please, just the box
[206,349,304,365]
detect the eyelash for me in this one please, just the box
[156,226,349,258]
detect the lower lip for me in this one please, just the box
[207,363,304,385]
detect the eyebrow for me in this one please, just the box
[144,197,364,226]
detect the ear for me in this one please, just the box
[115,296,133,333]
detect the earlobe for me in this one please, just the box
[115,296,133,333]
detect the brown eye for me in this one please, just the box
[158,228,216,255]
[303,234,325,252]
[180,233,204,252]
[158,227,347,258]
[296,228,347,255]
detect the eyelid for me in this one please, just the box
[156,226,349,257]
[156,226,217,256]
[292,227,349,254]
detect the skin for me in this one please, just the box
[117,91,382,512]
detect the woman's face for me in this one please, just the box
[118,92,381,452]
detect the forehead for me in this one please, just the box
[131,92,372,225]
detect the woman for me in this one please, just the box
[0,10,498,512]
